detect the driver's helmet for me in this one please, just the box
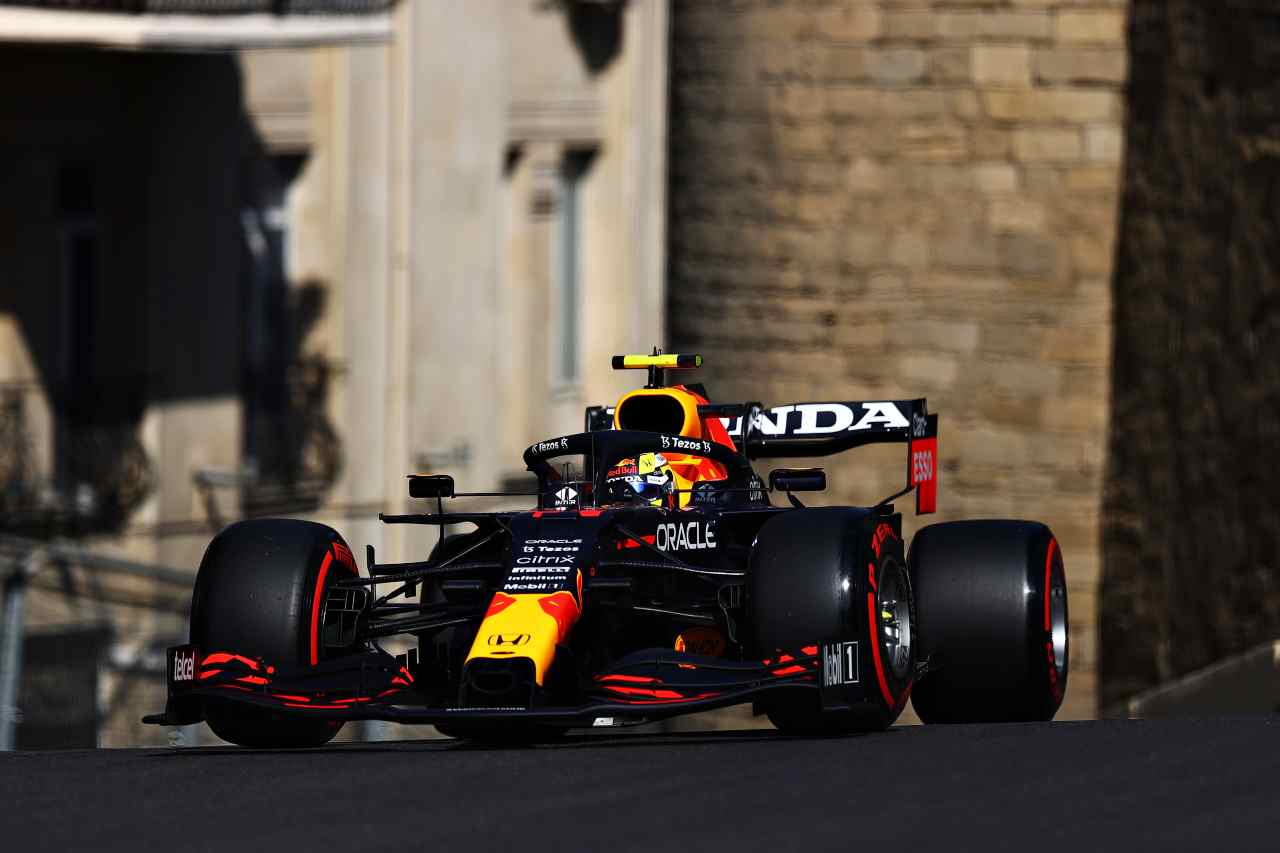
[604,452,675,507]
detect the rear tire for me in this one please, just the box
[191,518,357,748]
[749,508,914,735]
[908,520,1068,723]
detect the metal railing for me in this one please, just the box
[0,1,396,12]
[0,381,155,539]
[0,535,193,750]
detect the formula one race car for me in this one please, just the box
[146,352,1069,746]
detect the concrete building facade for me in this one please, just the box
[0,0,669,746]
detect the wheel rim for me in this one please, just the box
[1049,561,1068,674]
[876,560,913,681]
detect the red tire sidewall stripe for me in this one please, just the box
[867,590,896,709]
[1043,537,1057,634]
[309,551,334,666]
[1043,536,1064,703]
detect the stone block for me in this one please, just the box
[927,47,972,83]
[1084,123,1125,162]
[973,127,1013,158]
[1056,197,1120,236]
[865,48,927,84]
[898,163,975,194]
[897,122,971,161]
[769,83,826,119]
[818,4,882,42]
[818,44,866,83]
[973,45,1033,86]
[1013,128,1083,162]
[842,230,891,268]
[938,10,1052,41]
[990,198,1049,233]
[1003,233,1060,278]
[980,357,1064,397]
[1040,325,1110,364]
[847,157,887,193]
[983,88,1119,122]
[883,10,937,41]
[934,228,1002,270]
[879,89,949,118]
[1070,231,1115,276]
[901,320,982,354]
[889,230,931,268]
[950,90,981,119]
[973,162,1020,194]
[826,86,878,117]
[1065,165,1122,193]
[900,353,960,388]
[1035,48,1128,84]
[1056,10,1127,45]
[978,392,1045,429]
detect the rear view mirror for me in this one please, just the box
[768,468,826,493]
[408,474,455,499]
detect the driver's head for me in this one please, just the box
[604,452,675,507]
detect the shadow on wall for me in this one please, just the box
[1101,0,1280,705]
[550,0,626,74]
[0,47,342,537]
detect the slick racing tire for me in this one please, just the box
[749,508,915,735]
[191,519,357,748]
[908,520,1068,723]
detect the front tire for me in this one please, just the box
[908,520,1068,723]
[749,508,914,734]
[191,518,357,747]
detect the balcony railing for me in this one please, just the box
[241,356,344,515]
[0,381,155,538]
[0,1,395,12]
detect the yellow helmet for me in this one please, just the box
[604,452,675,507]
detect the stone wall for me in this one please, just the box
[668,0,1130,718]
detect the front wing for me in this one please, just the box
[143,644,846,729]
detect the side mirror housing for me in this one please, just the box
[408,474,455,499]
[769,468,826,493]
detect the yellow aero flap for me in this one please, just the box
[465,591,581,685]
[611,353,702,370]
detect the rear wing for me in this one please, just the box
[585,399,938,514]
[726,400,937,514]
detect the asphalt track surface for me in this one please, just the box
[0,716,1276,852]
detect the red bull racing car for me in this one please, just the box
[146,353,1069,746]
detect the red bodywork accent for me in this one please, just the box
[579,508,604,517]
[616,534,656,550]
[331,542,358,573]
[538,591,582,644]
[771,665,807,676]
[867,591,897,708]
[202,652,260,670]
[601,684,723,704]
[596,674,659,684]
[198,669,222,680]
[309,551,334,666]
[868,562,877,592]
[911,436,938,514]
[236,675,270,686]
[801,645,818,656]
[484,592,518,618]
[273,693,311,703]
